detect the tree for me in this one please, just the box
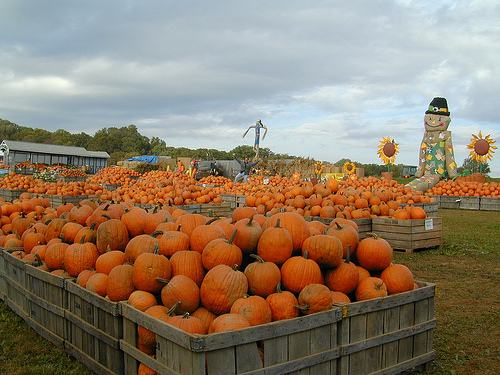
[459,157,490,174]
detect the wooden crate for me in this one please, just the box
[438,195,461,209]
[371,217,443,253]
[25,264,71,348]
[459,197,480,210]
[2,248,31,320]
[65,279,124,375]
[0,250,7,301]
[480,197,500,211]
[336,281,436,375]
[51,194,89,207]
[200,202,232,218]
[0,188,28,202]
[219,194,237,209]
[120,302,343,375]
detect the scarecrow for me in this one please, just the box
[407,97,457,191]
[243,120,268,159]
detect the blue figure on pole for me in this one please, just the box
[243,120,268,159]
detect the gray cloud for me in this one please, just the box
[0,0,498,174]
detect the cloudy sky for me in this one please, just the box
[1,1,499,176]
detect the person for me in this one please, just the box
[233,154,260,183]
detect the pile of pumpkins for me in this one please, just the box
[1,193,416,356]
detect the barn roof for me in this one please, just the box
[0,140,110,158]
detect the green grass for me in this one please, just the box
[1,209,499,374]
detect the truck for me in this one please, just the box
[402,165,417,178]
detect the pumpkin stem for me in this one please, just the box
[182,312,190,319]
[274,218,281,228]
[151,230,164,238]
[167,301,181,316]
[156,277,170,284]
[206,217,218,225]
[346,245,351,264]
[366,232,380,240]
[227,229,238,244]
[153,243,160,255]
[295,304,310,311]
[249,254,265,263]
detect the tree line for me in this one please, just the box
[0,118,488,176]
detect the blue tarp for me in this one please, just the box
[124,156,159,163]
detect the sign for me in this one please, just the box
[425,218,434,230]
[0,141,8,153]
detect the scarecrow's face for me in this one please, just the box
[424,113,451,132]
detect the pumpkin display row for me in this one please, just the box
[2,193,417,346]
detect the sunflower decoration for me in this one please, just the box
[377,136,399,172]
[314,161,325,178]
[467,131,496,164]
[292,171,301,180]
[343,161,356,176]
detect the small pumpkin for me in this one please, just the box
[296,283,333,315]
[355,276,388,301]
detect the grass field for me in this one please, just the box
[0,208,499,374]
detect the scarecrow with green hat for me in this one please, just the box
[407,97,458,191]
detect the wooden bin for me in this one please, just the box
[438,196,461,209]
[200,202,232,218]
[480,197,500,211]
[219,194,237,209]
[2,248,31,320]
[336,281,436,374]
[25,264,72,348]
[459,197,480,210]
[65,279,124,375]
[371,217,443,253]
[120,303,344,375]
[0,249,7,301]
[0,188,28,202]
[51,194,89,207]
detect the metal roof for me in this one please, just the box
[0,140,110,158]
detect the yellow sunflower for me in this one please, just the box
[467,131,496,163]
[377,136,399,165]
[343,161,356,175]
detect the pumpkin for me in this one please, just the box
[191,307,218,333]
[330,291,351,303]
[138,304,170,349]
[74,222,97,244]
[296,283,333,315]
[280,252,323,294]
[86,203,120,228]
[76,268,97,288]
[85,273,109,297]
[231,206,258,221]
[355,276,388,301]
[189,220,226,254]
[63,239,100,277]
[132,244,171,293]
[60,222,84,244]
[44,242,70,270]
[380,264,415,294]
[68,204,94,225]
[262,212,310,252]
[158,228,190,257]
[170,249,205,287]
[233,216,262,254]
[107,263,135,301]
[356,232,394,271]
[11,211,35,237]
[208,313,251,333]
[200,264,248,315]
[96,218,129,254]
[324,246,359,295]
[409,206,427,219]
[174,213,208,238]
[230,294,272,326]
[243,254,281,298]
[124,231,162,263]
[45,218,68,241]
[266,283,300,321]
[326,221,359,258]
[160,274,200,314]
[257,218,293,265]
[168,312,206,334]
[128,290,158,312]
[22,229,46,254]
[201,229,243,271]
[95,246,127,275]
[121,207,149,237]
[301,234,343,268]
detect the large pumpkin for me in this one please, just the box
[355,276,388,301]
[266,283,299,321]
[63,239,100,277]
[170,249,205,287]
[200,264,248,315]
[257,218,293,265]
[96,218,129,254]
[356,232,394,271]
[201,230,243,271]
[380,263,415,294]
[280,252,323,294]
[244,254,281,298]
[297,283,333,315]
[132,245,171,293]
[107,263,135,301]
[230,294,272,326]
[262,212,310,253]
[301,234,343,268]
[160,274,200,314]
